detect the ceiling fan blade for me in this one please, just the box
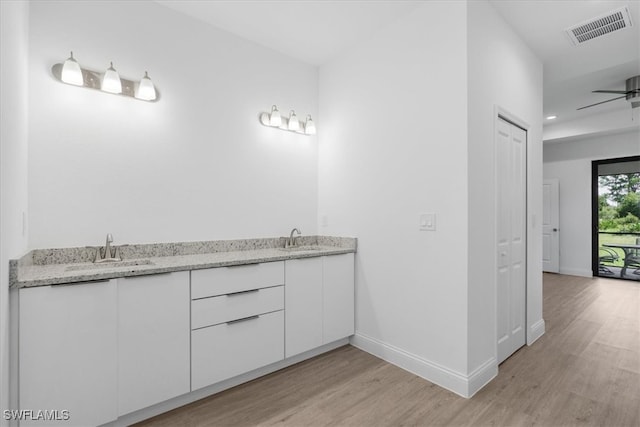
[577,95,627,111]
[592,90,628,94]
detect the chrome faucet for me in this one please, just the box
[95,233,122,263]
[287,228,301,248]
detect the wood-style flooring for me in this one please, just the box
[136,274,640,426]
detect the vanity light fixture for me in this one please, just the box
[61,51,84,86]
[269,105,282,126]
[287,110,300,131]
[304,115,316,135]
[135,71,157,101]
[101,62,122,94]
[259,105,315,135]
[546,115,557,120]
[51,52,160,102]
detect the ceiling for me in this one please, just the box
[157,0,424,66]
[489,1,640,128]
[158,0,640,131]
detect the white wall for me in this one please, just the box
[319,0,544,397]
[467,0,544,375]
[319,1,471,393]
[543,130,640,277]
[0,0,30,422]
[28,0,319,249]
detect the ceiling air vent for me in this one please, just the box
[565,6,633,46]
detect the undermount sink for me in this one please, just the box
[65,259,154,272]
[278,246,323,252]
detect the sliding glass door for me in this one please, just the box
[592,156,640,281]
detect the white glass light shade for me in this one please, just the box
[269,105,282,127]
[288,110,299,131]
[61,52,83,86]
[304,115,316,135]
[101,62,122,94]
[136,71,156,101]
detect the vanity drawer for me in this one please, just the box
[191,310,284,391]
[191,261,284,299]
[191,285,283,329]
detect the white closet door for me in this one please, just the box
[496,117,527,364]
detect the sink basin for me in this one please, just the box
[278,246,323,252]
[65,259,154,272]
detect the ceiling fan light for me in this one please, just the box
[61,51,84,86]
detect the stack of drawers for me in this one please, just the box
[190,261,285,391]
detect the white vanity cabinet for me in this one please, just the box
[285,257,324,357]
[117,271,190,416]
[19,280,118,427]
[285,253,355,358]
[190,262,285,391]
[15,248,354,425]
[323,253,355,343]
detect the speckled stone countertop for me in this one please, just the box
[10,236,356,289]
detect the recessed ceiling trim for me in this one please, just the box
[565,6,633,46]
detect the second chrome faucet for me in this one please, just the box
[95,233,122,263]
[286,228,301,248]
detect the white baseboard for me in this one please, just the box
[528,319,545,345]
[467,357,498,397]
[106,338,349,427]
[350,333,496,398]
[558,268,592,278]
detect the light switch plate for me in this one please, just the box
[419,213,436,231]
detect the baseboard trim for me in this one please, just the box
[350,333,496,398]
[467,357,498,397]
[558,268,592,278]
[106,338,349,427]
[528,318,545,345]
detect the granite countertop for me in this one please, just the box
[10,236,356,289]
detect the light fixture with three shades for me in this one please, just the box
[54,52,158,102]
[260,105,316,135]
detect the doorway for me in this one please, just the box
[496,115,527,364]
[592,156,640,281]
[542,179,560,273]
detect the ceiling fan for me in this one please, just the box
[577,75,640,110]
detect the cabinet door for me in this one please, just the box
[19,280,118,427]
[117,271,190,416]
[285,258,323,357]
[323,254,355,344]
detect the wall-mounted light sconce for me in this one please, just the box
[101,62,122,94]
[52,52,159,102]
[259,105,316,135]
[287,110,300,132]
[268,105,282,127]
[304,115,316,135]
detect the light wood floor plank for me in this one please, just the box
[136,274,640,426]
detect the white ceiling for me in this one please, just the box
[157,0,425,66]
[489,0,640,127]
[158,0,640,130]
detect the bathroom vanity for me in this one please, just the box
[10,236,356,427]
